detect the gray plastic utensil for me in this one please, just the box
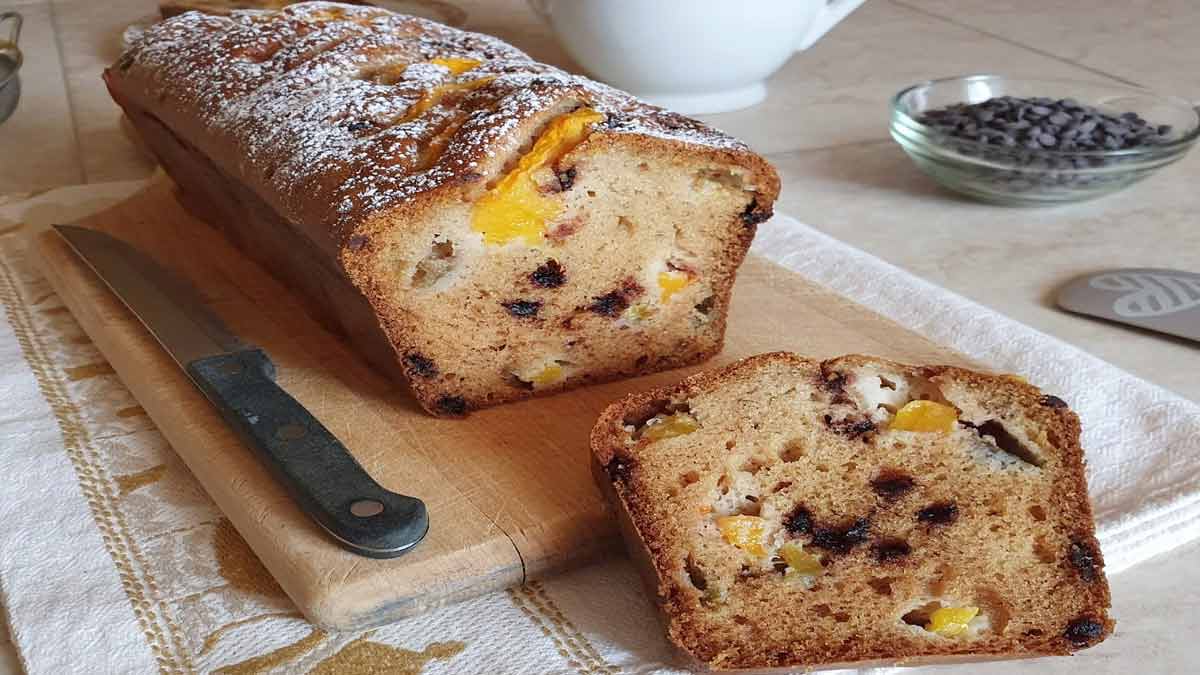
[1057,268,1200,344]
[54,224,428,558]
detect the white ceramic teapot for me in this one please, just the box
[528,0,867,114]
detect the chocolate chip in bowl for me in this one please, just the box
[921,97,1173,152]
[890,74,1200,205]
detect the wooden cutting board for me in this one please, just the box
[29,177,973,631]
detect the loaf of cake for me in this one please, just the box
[591,352,1113,670]
[105,2,779,415]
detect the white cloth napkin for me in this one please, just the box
[1,199,1198,675]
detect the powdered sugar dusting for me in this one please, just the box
[113,1,751,240]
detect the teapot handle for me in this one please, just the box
[796,0,865,51]
[0,11,22,46]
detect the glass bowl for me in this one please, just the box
[890,75,1200,206]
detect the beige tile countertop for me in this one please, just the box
[1,1,1198,673]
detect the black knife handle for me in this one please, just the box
[186,349,428,558]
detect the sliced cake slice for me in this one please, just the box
[591,352,1113,670]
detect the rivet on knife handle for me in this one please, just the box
[187,348,428,558]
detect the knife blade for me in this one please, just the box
[1057,268,1200,344]
[54,225,428,558]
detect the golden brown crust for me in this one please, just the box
[591,352,1113,670]
[106,2,777,256]
[159,0,373,19]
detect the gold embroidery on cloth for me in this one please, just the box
[525,582,616,674]
[199,612,303,656]
[214,628,327,674]
[310,635,465,674]
[116,404,147,418]
[0,253,194,672]
[116,464,167,496]
[214,518,285,597]
[64,361,116,380]
[214,629,465,675]
[506,582,619,675]
[507,587,598,675]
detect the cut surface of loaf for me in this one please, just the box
[591,352,1112,670]
[104,1,779,416]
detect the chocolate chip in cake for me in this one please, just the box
[824,372,847,389]
[783,505,814,536]
[346,234,370,251]
[824,414,876,440]
[1040,394,1069,409]
[556,166,576,191]
[503,299,542,318]
[344,120,373,133]
[872,539,912,563]
[821,372,849,401]
[977,419,1043,467]
[588,280,643,318]
[435,395,468,416]
[606,457,635,483]
[740,199,771,227]
[530,260,566,288]
[590,291,630,317]
[1068,540,1101,582]
[1064,616,1106,647]
[871,471,916,501]
[785,506,872,554]
[917,501,959,527]
[403,352,438,378]
[811,518,871,554]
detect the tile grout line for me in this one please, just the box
[889,0,1147,89]
[46,0,88,185]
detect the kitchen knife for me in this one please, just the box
[53,225,428,558]
[1057,268,1200,344]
